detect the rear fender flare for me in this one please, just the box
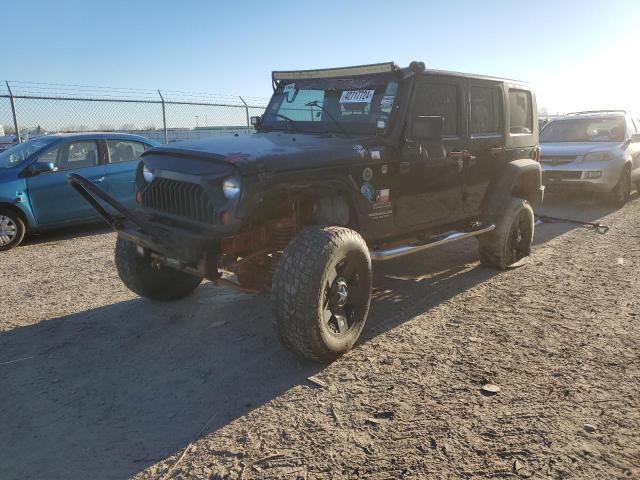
[481,159,543,217]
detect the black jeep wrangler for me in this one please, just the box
[70,61,543,362]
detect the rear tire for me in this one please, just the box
[0,209,26,251]
[115,237,202,301]
[271,226,372,363]
[478,198,534,270]
[609,165,631,207]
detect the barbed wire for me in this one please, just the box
[3,80,270,105]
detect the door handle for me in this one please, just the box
[447,150,477,167]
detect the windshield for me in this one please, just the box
[540,117,626,143]
[261,73,399,135]
[0,137,58,169]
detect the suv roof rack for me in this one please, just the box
[566,110,626,116]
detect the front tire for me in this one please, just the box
[609,165,631,207]
[114,237,202,300]
[0,209,26,251]
[272,226,372,363]
[478,198,534,270]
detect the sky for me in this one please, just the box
[3,0,640,114]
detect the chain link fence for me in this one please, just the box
[0,81,269,145]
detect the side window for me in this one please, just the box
[107,140,146,163]
[508,89,533,135]
[470,85,502,135]
[627,118,637,135]
[413,80,459,136]
[36,141,99,171]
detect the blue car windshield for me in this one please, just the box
[262,74,398,135]
[0,137,58,169]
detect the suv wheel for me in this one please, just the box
[272,226,372,363]
[0,209,26,251]
[114,237,202,301]
[478,198,534,270]
[610,165,631,207]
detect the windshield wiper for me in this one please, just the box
[273,113,301,133]
[305,100,351,138]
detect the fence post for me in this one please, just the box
[239,96,250,133]
[6,81,21,143]
[158,90,168,144]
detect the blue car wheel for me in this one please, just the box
[0,209,26,251]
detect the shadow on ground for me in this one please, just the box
[21,222,111,247]
[0,192,627,479]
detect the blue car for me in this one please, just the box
[0,133,159,250]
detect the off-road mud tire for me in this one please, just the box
[115,237,202,301]
[0,208,26,251]
[271,226,372,363]
[478,198,534,270]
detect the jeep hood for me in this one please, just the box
[540,141,622,157]
[144,132,373,176]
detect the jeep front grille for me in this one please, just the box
[142,177,215,223]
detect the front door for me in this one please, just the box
[27,140,106,226]
[394,77,467,228]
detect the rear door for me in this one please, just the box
[27,140,106,226]
[465,81,505,214]
[104,139,148,207]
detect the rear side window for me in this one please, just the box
[107,140,146,163]
[413,81,459,136]
[470,86,502,135]
[509,89,533,135]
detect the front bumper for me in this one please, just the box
[541,161,623,192]
[67,173,218,272]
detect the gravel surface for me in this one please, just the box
[1,194,638,479]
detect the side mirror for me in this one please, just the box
[28,162,57,176]
[411,116,444,143]
[630,133,640,143]
[250,116,262,128]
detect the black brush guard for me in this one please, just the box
[67,173,211,263]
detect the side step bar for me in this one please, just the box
[370,224,495,261]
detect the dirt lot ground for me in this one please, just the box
[1,193,639,480]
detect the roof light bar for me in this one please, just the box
[272,62,397,81]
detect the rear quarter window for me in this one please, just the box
[509,89,533,135]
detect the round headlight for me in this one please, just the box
[143,165,155,183]
[222,176,241,199]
